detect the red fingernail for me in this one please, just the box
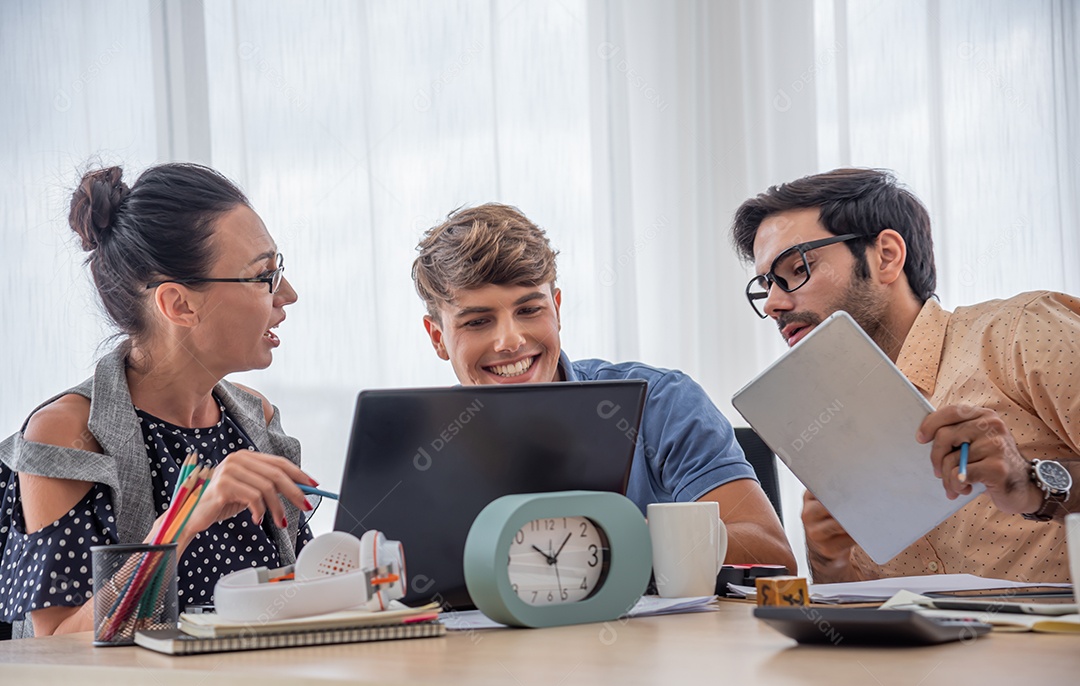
[309,477,319,486]
[304,500,313,511]
[281,516,288,528]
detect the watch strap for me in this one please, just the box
[1021,493,1065,522]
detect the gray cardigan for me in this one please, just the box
[0,346,303,638]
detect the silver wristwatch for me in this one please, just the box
[1020,459,1072,522]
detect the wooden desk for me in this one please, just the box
[0,602,1071,685]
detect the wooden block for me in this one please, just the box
[755,576,809,606]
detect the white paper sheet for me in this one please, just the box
[441,595,718,631]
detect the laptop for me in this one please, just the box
[332,380,648,610]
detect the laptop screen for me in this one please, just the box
[333,380,647,610]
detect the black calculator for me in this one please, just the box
[754,607,992,646]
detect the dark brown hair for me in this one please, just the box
[69,163,249,341]
[731,168,937,303]
[412,203,558,320]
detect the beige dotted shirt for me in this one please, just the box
[848,291,1079,582]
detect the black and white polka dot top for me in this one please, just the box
[0,396,312,620]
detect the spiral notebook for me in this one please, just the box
[178,602,439,638]
[134,620,445,655]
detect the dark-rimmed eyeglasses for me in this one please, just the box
[146,253,285,294]
[745,235,860,318]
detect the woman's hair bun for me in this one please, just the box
[69,166,131,251]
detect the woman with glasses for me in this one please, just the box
[0,163,314,637]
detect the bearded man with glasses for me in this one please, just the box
[731,168,1080,585]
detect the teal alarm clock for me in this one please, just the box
[463,490,652,628]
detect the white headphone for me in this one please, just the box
[213,530,407,622]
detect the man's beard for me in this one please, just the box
[776,275,896,354]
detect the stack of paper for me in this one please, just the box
[628,595,718,617]
[443,595,718,631]
[727,574,1072,604]
[882,590,1080,634]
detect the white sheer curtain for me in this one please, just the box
[815,0,1080,309]
[0,1,158,427]
[3,0,1077,574]
[199,0,815,539]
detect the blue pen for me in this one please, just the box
[297,483,339,500]
[958,442,970,483]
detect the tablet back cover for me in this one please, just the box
[732,311,983,564]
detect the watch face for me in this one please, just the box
[1037,461,1073,492]
[507,516,610,605]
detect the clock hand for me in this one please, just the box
[531,544,555,565]
[552,532,573,562]
[553,555,564,597]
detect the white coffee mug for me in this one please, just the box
[646,502,727,598]
[1066,513,1080,603]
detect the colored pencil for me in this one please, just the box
[297,483,339,500]
[958,442,970,483]
[100,460,213,641]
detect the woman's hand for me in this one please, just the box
[177,451,314,550]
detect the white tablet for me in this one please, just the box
[732,310,983,565]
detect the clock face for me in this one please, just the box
[1037,461,1072,491]
[507,516,610,605]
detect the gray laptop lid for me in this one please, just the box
[333,380,647,610]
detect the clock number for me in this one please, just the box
[587,543,599,567]
[547,591,554,602]
[562,517,567,529]
[512,583,519,594]
[561,588,569,600]
[532,591,538,602]
[530,520,540,532]
[580,577,588,590]
[545,519,555,531]
[514,529,524,544]
[579,521,588,537]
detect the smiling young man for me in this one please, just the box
[412,203,796,571]
[732,168,1080,584]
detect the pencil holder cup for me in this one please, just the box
[91,543,179,646]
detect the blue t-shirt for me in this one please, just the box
[561,352,756,513]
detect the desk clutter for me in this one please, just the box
[751,578,1080,646]
[132,528,439,655]
[727,573,1073,604]
[881,590,1080,634]
[214,530,407,621]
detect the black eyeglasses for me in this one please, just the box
[745,235,860,318]
[146,253,285,294]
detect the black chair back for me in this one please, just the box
[734,427,782,521]
[0,620,11,641]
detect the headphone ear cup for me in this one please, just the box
[359,530,407,610]
[295,531,363,581]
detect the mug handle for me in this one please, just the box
[714,518,728,574]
